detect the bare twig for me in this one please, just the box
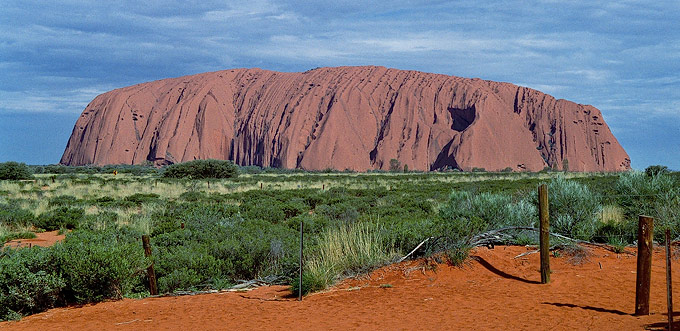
[514,249,539,259]
[398,237,434,262]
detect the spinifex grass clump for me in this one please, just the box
[545,176,602,241]
[615,170,680,241]
[293,222,397,296]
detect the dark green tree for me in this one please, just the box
[645,165,669,177]
[0,162,33,180]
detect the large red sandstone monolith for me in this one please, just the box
[61,66,630,172]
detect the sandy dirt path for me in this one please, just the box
[3,230,65,248]
[2,245,677,330]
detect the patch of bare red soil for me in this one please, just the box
[2,245,678,330]
[3,230,65,248]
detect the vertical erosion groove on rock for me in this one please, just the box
[60,66,631,172]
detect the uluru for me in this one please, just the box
[60,66,630,172]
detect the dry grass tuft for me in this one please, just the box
[560,244,592,265]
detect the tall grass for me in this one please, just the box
[294,222,397,295]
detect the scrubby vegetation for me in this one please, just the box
[162,159,239,179]
[0,164,678,320]
[0,162,33,180]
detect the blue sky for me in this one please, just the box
[1,1,678,169]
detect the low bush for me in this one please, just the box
[645,165,669,177]
[48,195,80,207]
[0,227,147,320]
[52,228,147,304]
[0,162,33,180]
[0,203,35,227]
[124,193,160,205]
[316,202,360,224]
[440,191,536,232]
[162,159,239,179]
[0,231,36,244]
[35,207,85,231]
[615,171,680,241]
[543,177,601,241]
[0,248,65,320]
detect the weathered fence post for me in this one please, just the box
[666,228,674,329]
[142,235,159,296]
[538,184,550,284]
[635,215,654,315]
[260,182,263,190]
[299,220,304,301]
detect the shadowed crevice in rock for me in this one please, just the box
[430,139,458,171]
[448,106,476,132]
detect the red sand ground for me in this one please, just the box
[2,230,65,248]
[1,245,678,330]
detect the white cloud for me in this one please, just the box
[1,0,679,167]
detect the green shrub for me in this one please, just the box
[445,243,472,266]
[0,248,65,320]
[36,207,85,231]
[52,229,147,304]
[616,171,680,241]
[388,159,401,172]
[440,191,536,232]
[241,199,287,224]
[645,165,669,177]
[162,159,239,179]
[0,231,37,243]
[537,177,602,240]
[0,162,33,180]
[286,213,329,235]
[382,217,439,254]
[48,195,80,207]
[154,244,224,292]
[316,203,359,224]
[178,191,207,202]
[124,193,160,205]
[0,203,35,227]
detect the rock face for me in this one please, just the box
[61,66,630,172]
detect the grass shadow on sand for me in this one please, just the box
[472,256,541,284]
[542,302,629,316]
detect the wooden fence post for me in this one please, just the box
[299,220,304,301]
[142,235,159,296]
[635,215,654,315]
[538,184,550,284]
[666,228,674,329]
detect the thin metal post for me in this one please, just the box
[299,220,304,301]
[538,184,550,284]
[666,229,674,329]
